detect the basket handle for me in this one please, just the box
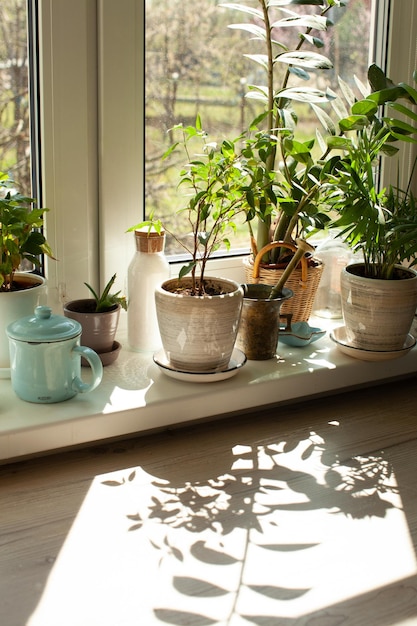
[252,241,309,286]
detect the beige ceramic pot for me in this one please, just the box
[0,273,47,369]
[341,263,417,351]
[155,276,243,372]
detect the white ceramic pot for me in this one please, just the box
[0,273,47,369]
[155,276,243,372]
[340,263,417,351]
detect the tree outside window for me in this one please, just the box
[145,0,372,253]
[0,0,30,192]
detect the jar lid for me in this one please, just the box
[6,306,82,342]
[134,228,165,253]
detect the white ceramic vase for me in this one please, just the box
[340,263,417,351]
[0,273,47,369]
[155,276,243,372]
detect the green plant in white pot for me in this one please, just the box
[0,172,54,368]
[324,65,417,352]
[132,118,248,372]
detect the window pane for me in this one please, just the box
[145,0,373,255]
[0,0,31,192]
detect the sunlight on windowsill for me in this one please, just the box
[0,317,417,463]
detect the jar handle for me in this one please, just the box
[71,346,103,393]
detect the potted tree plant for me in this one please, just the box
[324,65,417,353]
[137,121,320,365]
[63,274,127,366]
[133,117,247,373]
[0,171,54,368]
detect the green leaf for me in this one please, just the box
[339,114,369,132]
[367,85,409,105]
[354,75,370,99]
[380,143,399,156]
[383,117,416,136]
[338,76,356,107]
[279,86,332,103]
[288,66,310,81]
[244,54,269,69]
[228,23,266,39]
[161,142,179,160]
[249,110,269,130]
[400,82,417,104]
[219,3,263,19]
[300,33,324,48]
[388,130,417,143]
[388,101,417,123]
[311,103,336,134]
[277,51,333,69]
[272,15,328,30]
[268,0,324,5]
[316,128,327,153]
[352,98,378,117]
[367,63,395,92]
[179,262,196,279]
[326,135,351,149]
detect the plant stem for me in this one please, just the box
[269,238,314,299]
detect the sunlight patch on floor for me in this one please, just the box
[28,437,417,626]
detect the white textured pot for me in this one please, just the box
[341,263,417,351]
[155,276,243,372]
[0,273,47,369]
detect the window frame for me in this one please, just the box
[38,0,416,313]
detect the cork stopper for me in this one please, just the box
[134,229,166,253]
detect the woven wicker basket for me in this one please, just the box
[243,241,323,323]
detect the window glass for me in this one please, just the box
[145,0,372,255]
[0,0,30,192]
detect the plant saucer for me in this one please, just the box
[99,341,122,366]
[153,348,247,383]
[330,326,416,361]
[82,340,122,367]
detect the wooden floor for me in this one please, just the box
[1,378,417,626]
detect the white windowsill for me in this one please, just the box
[1,316,416,464]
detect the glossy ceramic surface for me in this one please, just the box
[64,300,120,353]
[279,321,326,347]
[330,326,416,361]
[341,264,417,351]
[95,341,122,367]
[153,347,247,382]
[155,277,243,372]
[0,273,46,369]
[7,306,103,403]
